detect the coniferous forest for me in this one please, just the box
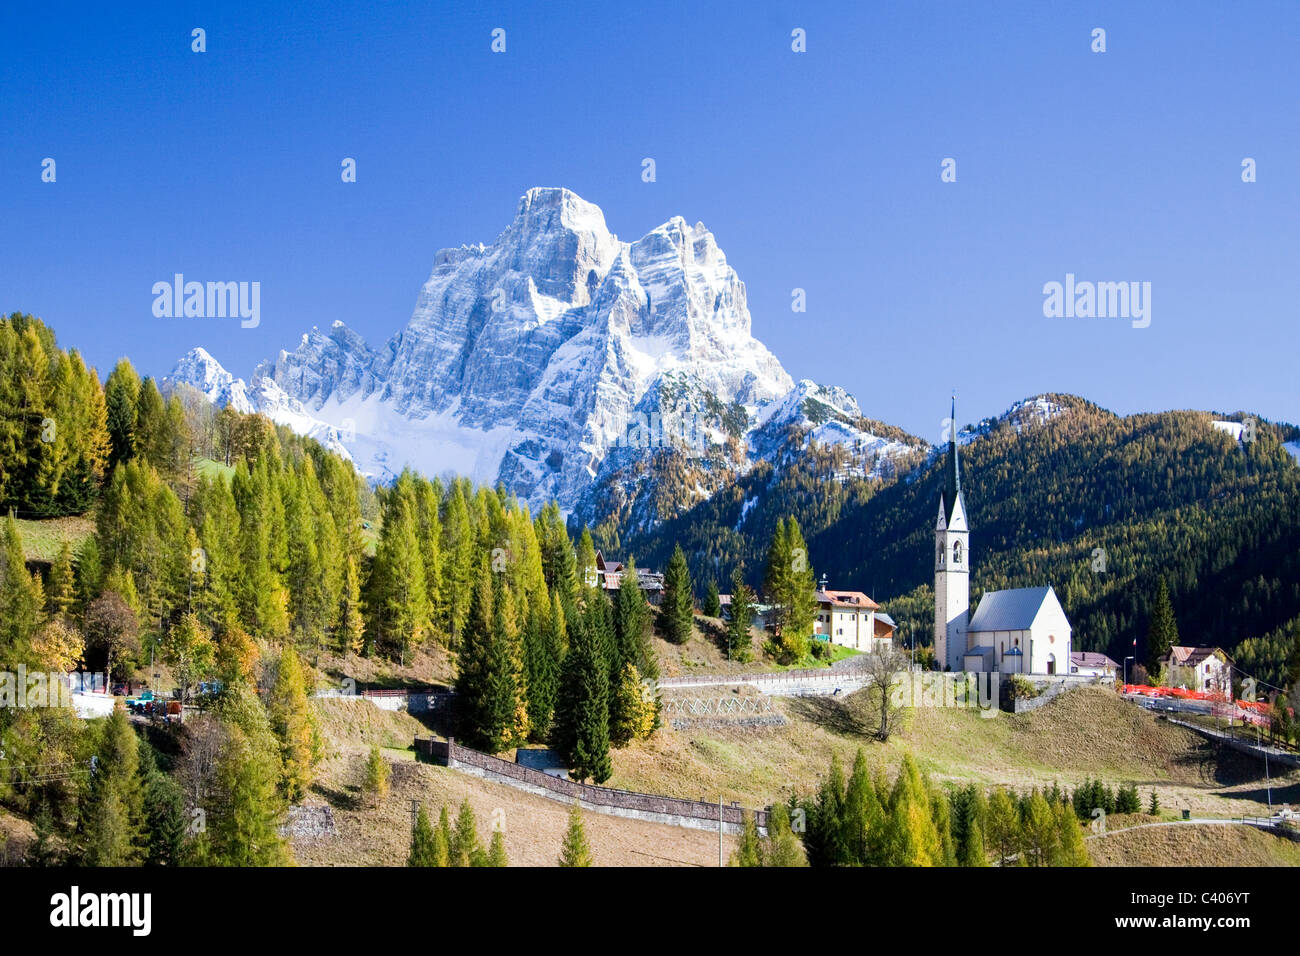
[620,394,1300,677]
[0,312,656,866]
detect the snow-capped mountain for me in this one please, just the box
[165,347,355,462]
[168,187,914,516]
[166,347,255,415]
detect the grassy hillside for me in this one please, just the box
[1088,822,1300,866]
[607,687,1297,818]
[301,698,731,866]
[15,514,94,563]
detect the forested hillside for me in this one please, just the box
[0,312,658,866]
[621,394,1300,669]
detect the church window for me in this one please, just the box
[953,541,962,564]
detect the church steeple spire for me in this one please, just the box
[935,393,970,672]
[941,394,965,526]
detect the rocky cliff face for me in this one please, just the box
[169,188,918,521]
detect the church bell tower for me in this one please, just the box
[934,396,970,672]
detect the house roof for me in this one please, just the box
[594,551,623,573]
[1070,651,1118,669]
[1165,646,1224,667]
[875,612,896,627]
[814,589,880,610]
[967,586,1067,633]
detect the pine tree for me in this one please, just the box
[885,755,942,867]
[46,541,76,618]
[576,526,597,591]
[554,604,611,784]
[268,646,317,801]
[140,744,188,866]
[338,553,365,655]
[807,752,849,866]
[74,534,103,613]
[441,482,476,645]
[703,579,722,618]
[77,704,146,866]
[730,812,763,866]
[1052,801,1091,866]
[455,559,494,747]
[660,543,694,645]
[480,576,529,751]
[451,798,483,867]
[960,818,988,866]
[104,359,140,470]
[0,512,44,652]
[1023,791,1059,867]
[558,803,592,867]
[783,517,817,657]
[487,828,508,867]
[1148,790,1160,816]
[435,805,454,866]
[525,591,564,740]
[764,802,809,867]
[1146,576,1179,675]
[726,568,755,662]
[841,748,885,865]
[210,723,290,866]
[409,805,438,866]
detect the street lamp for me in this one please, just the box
[1124,655,1135,689]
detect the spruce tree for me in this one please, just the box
[660,543,694,645]
[1146,576,1179,675]
[726,568,755,662]
[554,605,611,784]
[703,579,722,618]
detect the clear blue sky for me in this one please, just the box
[3,0,1297,441]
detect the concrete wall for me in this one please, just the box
[419,737,769,835]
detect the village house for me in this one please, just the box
[1160,645,1231,696]
[814,588,885,652]
[1069,650,1120,680]
[591,551,665,606]
[718,593,773,631]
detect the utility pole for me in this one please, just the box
[718,794,723,867]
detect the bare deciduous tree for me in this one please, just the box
[862,644,909,741]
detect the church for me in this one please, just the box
[934,399,1072,675]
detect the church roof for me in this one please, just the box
[967,586,1066,632]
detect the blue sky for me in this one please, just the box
[3,0,1297,440]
